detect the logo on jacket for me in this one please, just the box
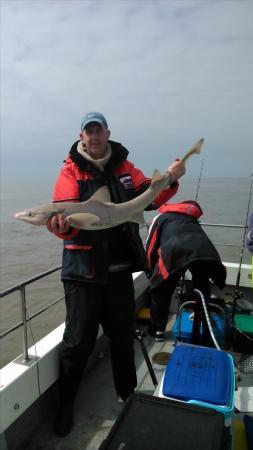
[119,175,133,189]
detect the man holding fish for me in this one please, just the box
[46,111,186,436]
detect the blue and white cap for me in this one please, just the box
[81,111,108,130]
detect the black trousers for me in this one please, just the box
[59,271,137,405]
[150,261,218,345]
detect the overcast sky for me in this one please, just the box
[1,0,253,186]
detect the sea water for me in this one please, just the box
[0,177,252,366]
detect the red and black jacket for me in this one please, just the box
[146,201,226,289]
[52,140,179,283]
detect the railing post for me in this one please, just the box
[20,286,29,362]
[15,286,37,365]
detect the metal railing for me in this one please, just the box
[0,265,63,363]
[0,221,249,366]
[200,222,246,248]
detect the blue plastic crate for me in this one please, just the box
[172,312,225,342]
[162,344,231,406]
[158,357,235,425]
[188,353,235,423]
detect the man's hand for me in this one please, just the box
[47,214,72,234]
[167,159,186,183]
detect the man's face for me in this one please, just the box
[80,122,110,160]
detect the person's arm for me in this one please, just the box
[146,219,160,272]
[127,159,185,205]
[153,159,185,207]
[126,159,185,209]
[47,215,79,240]
[139,159,185,209]
[47,162,81,240]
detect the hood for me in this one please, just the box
[64,140,129,172]
[159,200,203,219]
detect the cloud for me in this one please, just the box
[1,0,253,181]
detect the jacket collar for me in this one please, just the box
[158,201,203,219]
[68,140,129,172]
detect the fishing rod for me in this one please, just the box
[195,158,205,201]
[176,156,205,318]
[232,173,253,319]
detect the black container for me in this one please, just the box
[99,393,226,450]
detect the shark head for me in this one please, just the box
[14,205,53,225]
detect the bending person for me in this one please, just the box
[146,200,226,343]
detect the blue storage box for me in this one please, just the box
[158,344,235,425]
[162,344,231,405]
[188,353,235,423]
[172,312,225,343]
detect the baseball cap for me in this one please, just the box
[80,111,108,130]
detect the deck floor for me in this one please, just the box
[24,314,252,450]
[24,317,176,450]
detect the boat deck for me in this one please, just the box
[22,314,252,450]
[23,323,174,450]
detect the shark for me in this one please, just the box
[15,170,172,230]
[14,138,204,231]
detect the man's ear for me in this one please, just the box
[106,129,111,139]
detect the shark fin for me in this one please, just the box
[129,211,146,224]
[88,186,112,203]
[69,213,100,229]
[151,169,163,185]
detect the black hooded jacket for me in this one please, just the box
[52,140,178,283]
[146,202,226,290]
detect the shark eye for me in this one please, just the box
[26,211,34,217]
